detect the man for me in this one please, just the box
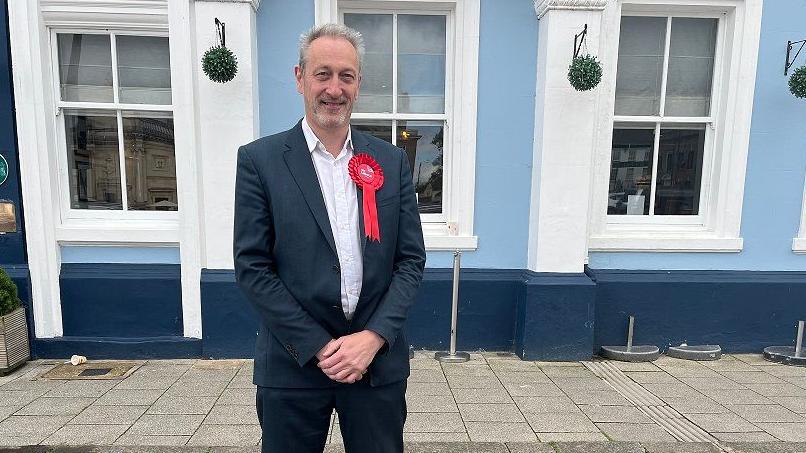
[233,23,426,453]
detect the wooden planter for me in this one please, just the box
[0,307,30,375]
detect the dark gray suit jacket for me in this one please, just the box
[233,120,426,388]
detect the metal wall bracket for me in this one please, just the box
[574,24,588,58]
[785,39,805,76]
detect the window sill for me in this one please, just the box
[588,235,743,252]
[424,234,478,251]
[793,237,806,253]
[56,219,180,245]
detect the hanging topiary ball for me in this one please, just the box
[789,66,806,99]
[568,55,603,91]
[202,45,238,83]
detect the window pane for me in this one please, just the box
[64,110,122,209]
[58,34,114,102]
[609,125,655,215]
[117,36,172,105]
[397,121,443,213]
[397,15,446,114]
[345,14,393,113]
[665,18,717,117]
[654,125,705,215]
[351,120,393,144]
[122,112,178,211]
[615,17,666,116]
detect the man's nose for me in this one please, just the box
[324,78,342,97]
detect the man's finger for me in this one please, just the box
[317,338,343,361]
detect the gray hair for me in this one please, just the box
[298,23,365,72]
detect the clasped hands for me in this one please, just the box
[316,330,385,384]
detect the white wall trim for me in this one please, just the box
[587,0,763,253]
[195,0,261,10]
[534,0,609,19]
[589,235,742,252]
[794,173,806,253]
[318,0,480,252]
[8,0,64,338]
[168,0,206,339]
[40,0,169,30]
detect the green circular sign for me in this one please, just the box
[0,154,7,187]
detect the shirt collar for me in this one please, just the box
[301,116,353,155]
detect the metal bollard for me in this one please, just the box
[796,320,804,358]
[435,251,470,363]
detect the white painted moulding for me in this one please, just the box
[0,307,30,375]
[534,0,609,19]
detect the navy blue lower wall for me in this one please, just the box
[34,263,198,359]
[589,269,806,353]
[201,268,594,359]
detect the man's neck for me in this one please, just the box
[306,116,349,158]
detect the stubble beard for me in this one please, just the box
[309,96,351,130]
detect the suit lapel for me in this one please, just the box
[282,121,338,257]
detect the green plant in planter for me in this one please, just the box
[789,66,806,99]
[202,45,238,83]
[0,268,20,317]
[568,55,603,91]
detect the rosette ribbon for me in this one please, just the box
[349,153,384,242]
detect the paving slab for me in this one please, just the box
[127,414,205,436]
[712,432,780,442]
[551,441,644,453]
[147,396,216,415]
[536,432,609,442]
[726,442,806,452]
[624,372,679,384]
[41,424,129,446]
[42,381,116,398]
[407,394,459,413]
[504,383,565,397]
[113,434,191,446]
[216,388,254,405]
[565,391,632,406]
[446,375,501,389]
[729,404,806,423]
[754,422,806,442]
[204,404,259,424]
[16,397,94,416]
[186,424,261,446]
[660,396,729,414]
[404,412,465,433]
[640,442,721,453]
[402,432,470,442]
[409,369,447,383]
[406,382,451,396]
[512,396,579,413]
[94,389,164,406]
[452,387,512,404]
[595,423,677,442]
[464,421,537,442]
[501,442,556,452]
[67,404,146,424]
[0,415,73,439]
[458,403,525,422]
[685,413,760,433]
[580,405,655,424]
[404,442,509,452]
[524,412,598,433]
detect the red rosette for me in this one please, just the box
[349,153,384,242]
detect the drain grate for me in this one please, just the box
[583,360,735,452]
[41,361,140,380]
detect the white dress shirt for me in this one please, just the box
[302,117,363,321]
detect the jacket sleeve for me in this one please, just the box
[365,149,427,354]
[233,146,333,367]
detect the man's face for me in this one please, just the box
[295,36,361,131]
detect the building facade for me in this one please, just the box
[5,0,806,360]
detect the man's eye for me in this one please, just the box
[341,74,355,82]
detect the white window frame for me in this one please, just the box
[318,0,479,251]
[794,174,806,253]
[588,0,763,252]
[50,29,179,226]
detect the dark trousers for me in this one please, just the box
[256,378,407,453]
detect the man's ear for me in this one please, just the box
[294,65,304,94]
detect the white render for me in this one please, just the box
[527,4,608,273]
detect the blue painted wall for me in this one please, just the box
[60,246,181,264]
[255,0,538,269]
[589,0,806,271]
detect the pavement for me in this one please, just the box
[0,352,805,452]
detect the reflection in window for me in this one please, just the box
[58,34,114,103]
[344,14,393,113]
[123,113,178,211]
[655,127,704,215]
[609,127,654,215]
[116,36,172,105]
[64,111,122,210]
[398,121,443,214]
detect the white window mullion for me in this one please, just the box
[392,13,398,116]
[116,110,129,212]
[110,33,120,104]
[648,122,661,216]
[658,17,672,117]
[391,119,397,146]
